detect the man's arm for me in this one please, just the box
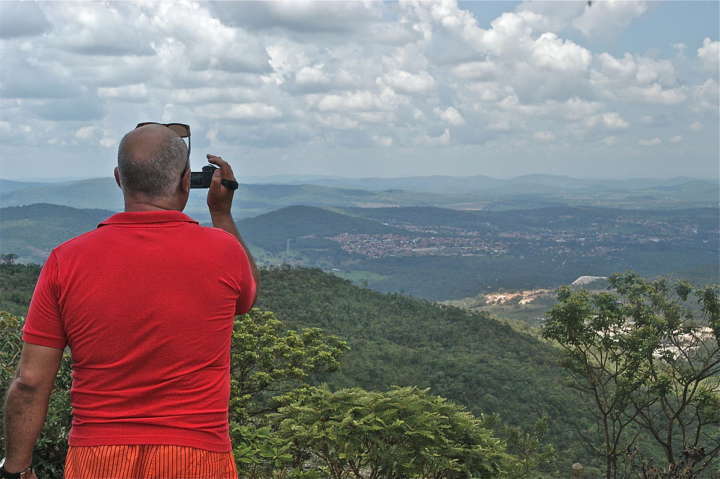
[206,154,260,298]
[210,211,260,294]
[3,343,63,475]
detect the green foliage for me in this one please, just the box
[231,424,299,479]
[483,415,558,479]
[256,266,593,468]
[1,308,527,478]
[272,385,511,479]
[0,312,72,479]
[0,263,578,474]
[0,254,18,265]
[0,264,40,316]
[230,308,349,423]
[543,273,720,478]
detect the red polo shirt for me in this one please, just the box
[22,210,256,452]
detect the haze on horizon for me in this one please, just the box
[0,0,718,182]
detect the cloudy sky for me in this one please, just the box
[0,0,718,181]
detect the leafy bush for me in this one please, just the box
[0,312,72,478]
[272,385,512,479]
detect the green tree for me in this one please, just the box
[0,254,18,266]
[230,308,348,422]
[0,312,72,478]
[484,415,558,479]
[273,385,512,479]
[229,308,348,477]
[543,273,720,478]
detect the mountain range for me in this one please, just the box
[1,174,717,220]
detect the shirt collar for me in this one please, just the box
[98,210,199,227]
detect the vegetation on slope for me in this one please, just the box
[254,267,592,460]
[0,263,590,472]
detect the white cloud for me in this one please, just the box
[314,113,359,130]
[626,84,687,105]
[212,1,383,33]
[669,135,683,144]
[697,38,719,72]
[418,128,450,146]
[533,131,556,142]
[75,126,98,141]
[169,87,257,105]
[309,89,404,112]
[74,125,116,148]
[0,2,51,38]
[0,0,716,180]
[372,135,393,147]
[382,70,435,94]
[601,112,629,129]
[451,61,497,80]
[295,65,330,86]
[434,106,465,126]
[531,33,591,72]
[194,103,282,121]
[97,84,148,102]
[586,111,629,129]
[99,137,117,149]
[573,0,647,38]
[639,137,662,146]
[592,52,685,105]
[689,121,703,131]
[692,79,719,112]
[602,136,618,146]
[488,119,512,132]
[46,3,155,56]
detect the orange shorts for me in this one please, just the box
[64,445,238,479]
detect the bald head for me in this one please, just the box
[117,124,188,198]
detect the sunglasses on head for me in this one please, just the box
[135,122,191,163]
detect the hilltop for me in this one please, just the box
[0,204,115,263]
[238,205,405,253]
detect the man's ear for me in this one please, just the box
[180,166,191,194]
[113,167,122,189]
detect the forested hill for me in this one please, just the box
[0,204,114,263]
[237,205,406,252]
[0,263,589,461]
[255,267,588,454]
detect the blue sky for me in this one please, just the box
[0,0,717,181]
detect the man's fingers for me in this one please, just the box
[207,154,236,180]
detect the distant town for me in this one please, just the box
[323,214,716,260]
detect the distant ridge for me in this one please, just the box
[0,178,460,217]
[0,203,114,263]
[238,205,404,252]
[0,203,113,220]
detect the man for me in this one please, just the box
[1,124,258,478]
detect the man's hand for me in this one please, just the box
[203,154,259,299]
[206,154,236,216]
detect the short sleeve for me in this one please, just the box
[232,243,257,315]
[23,251,67,349]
